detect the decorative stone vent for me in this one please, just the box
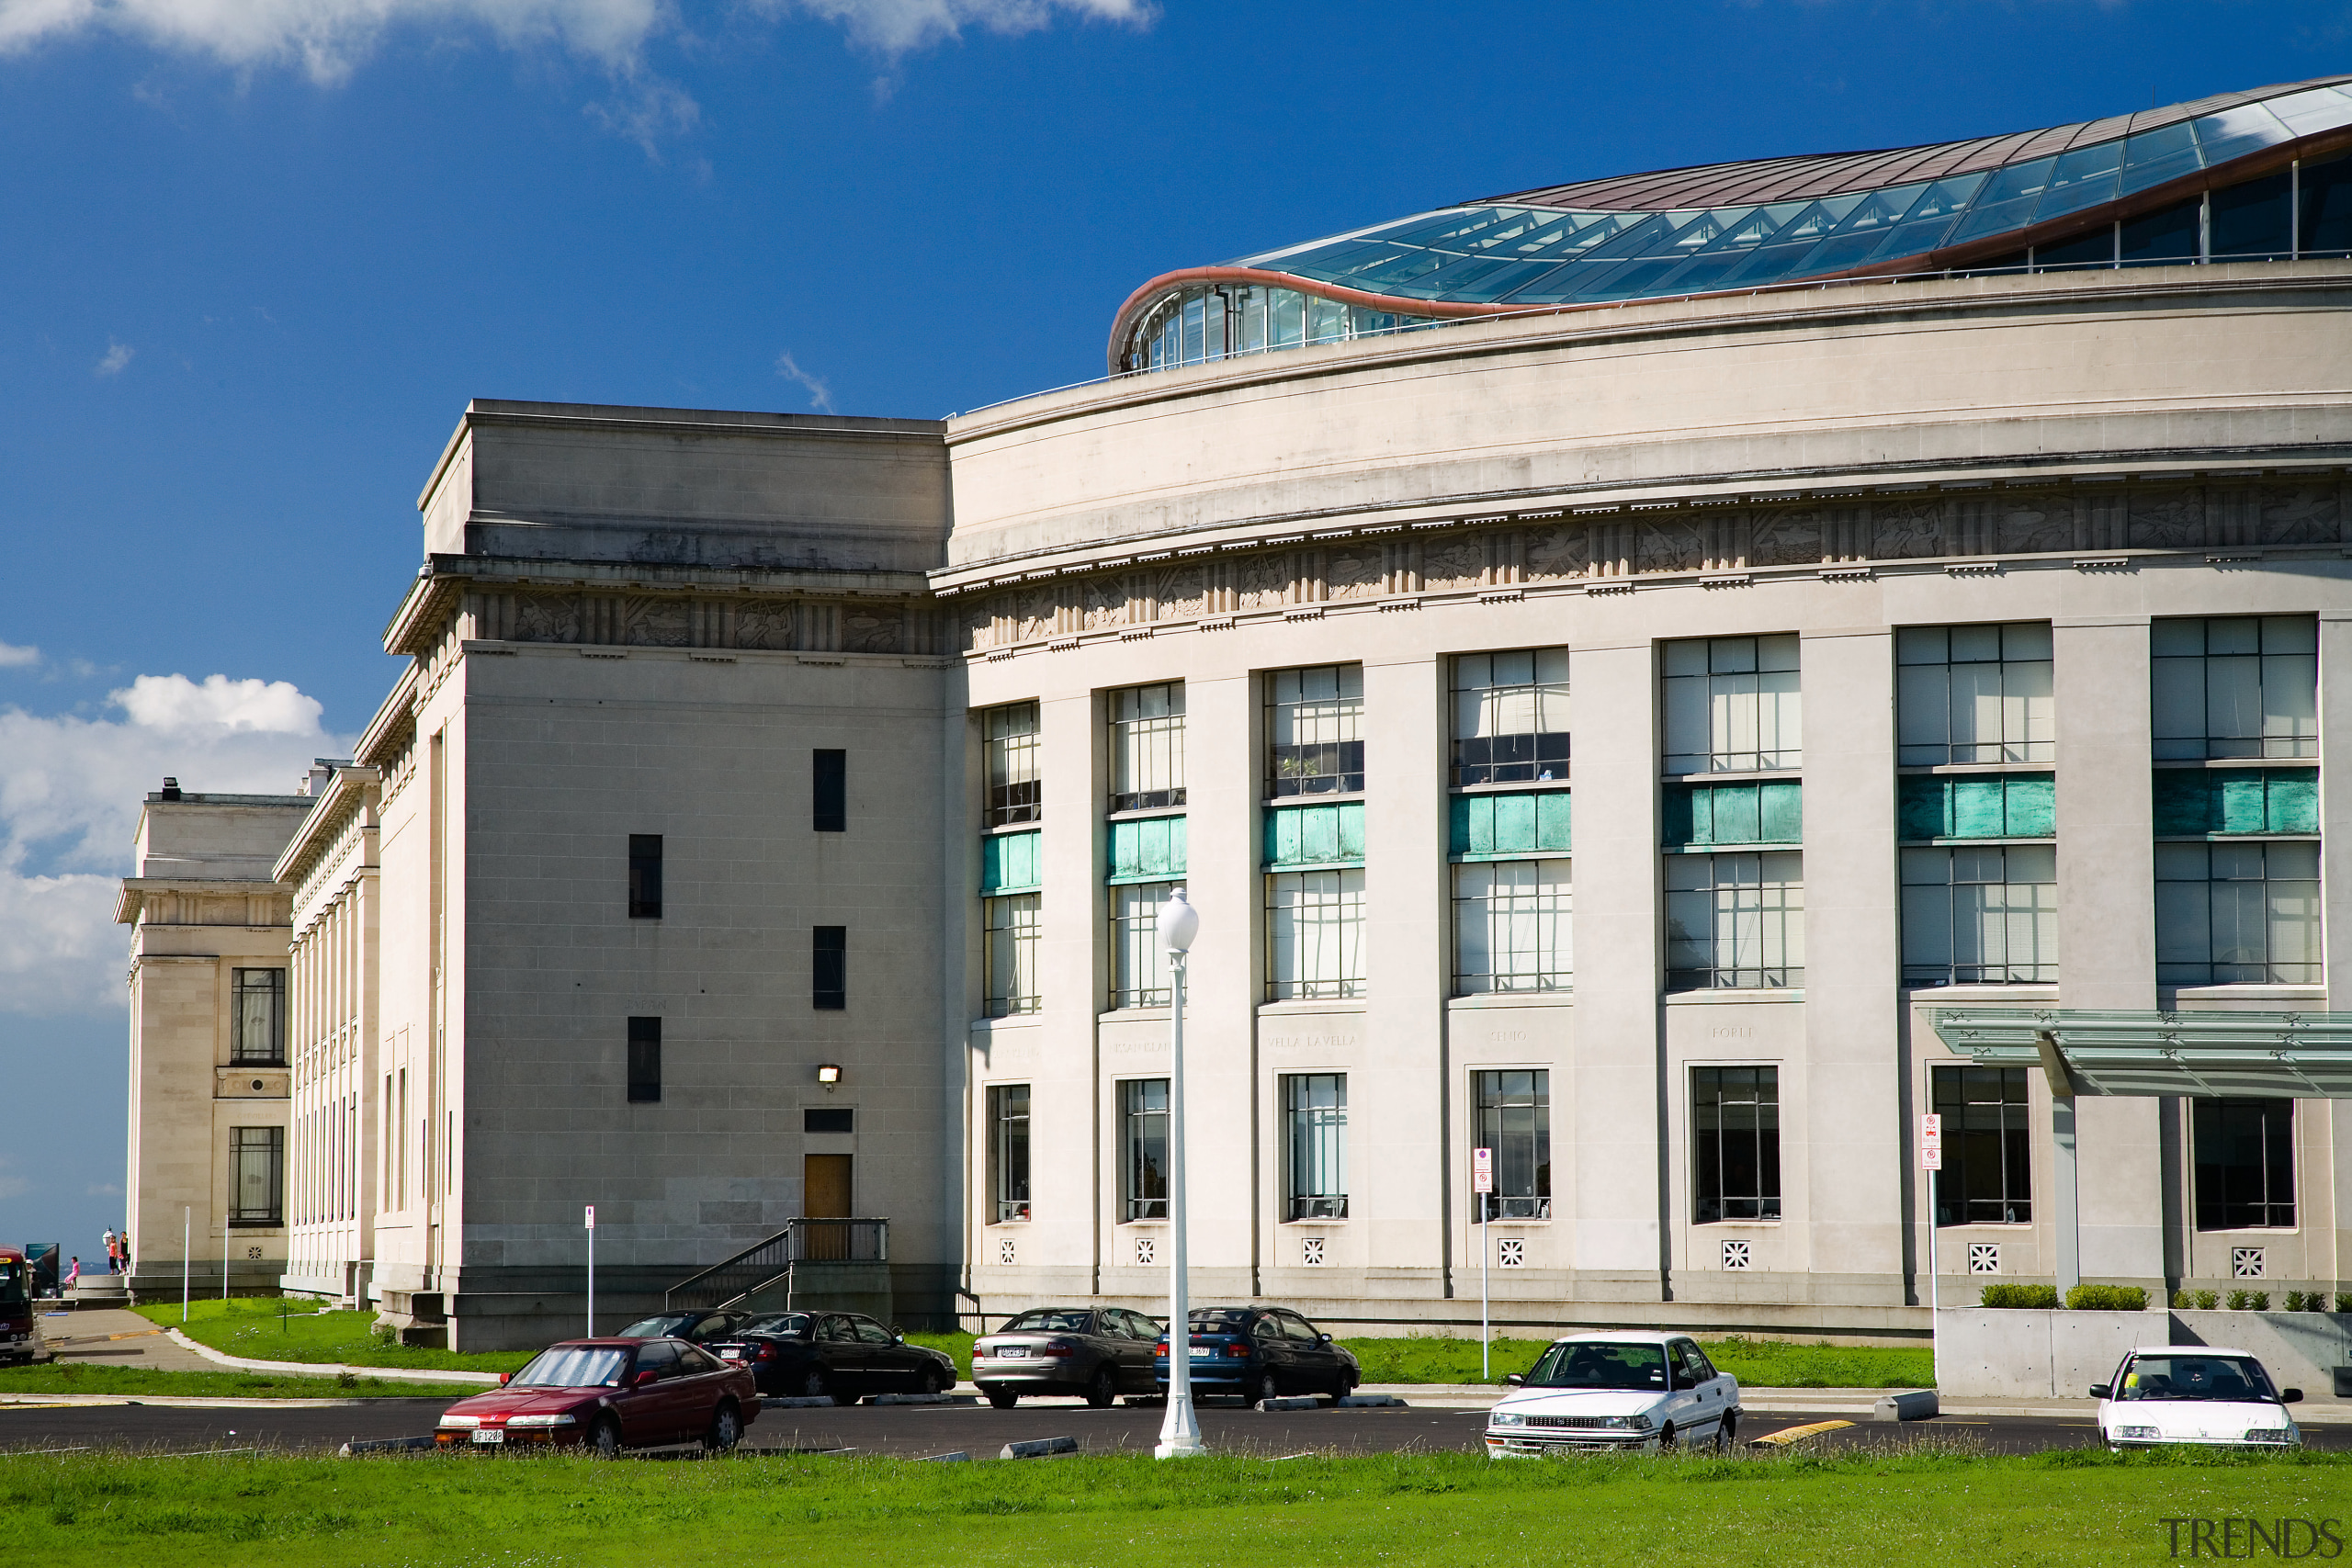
[2233,1247,2266,1279]
[1721,1239,1752,1271]
[1968,1244,2001,1275]
[1498,1237,1526,1269]
[1301,1236,1327,1267]
[997,1236,1017,1266]
[1134,1236,1155,1267]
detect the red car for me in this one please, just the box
[435,1337,759,1456]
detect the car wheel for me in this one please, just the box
[1713,1414,1736,1452]
[1657,1422,1677,1452]
[801,1368,842,1406]
[1254,1371,1280,1406]
[1334,1371,1357,1400]
[588,1416,623,1460]
[1086,1366,1119,1409]
[986,1388,1019,1410]
[919,1365,948,1398]
[705,1402,742,1454]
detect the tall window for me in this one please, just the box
[1453,861,1571,993]
[2155,841,2322,985]
[1453,649,1570,784]
[1121,1078,1169,1221]
[813,749,847,832]
[1474,1070,1550,1220]
[1662,635,1800,774]
[1930,1066,2031,1224]
[627,1017,661,1103]
[812,926,846,1010]
[1665,852,1804,990]
[983,703,1041,826]
[2194,1098,2295,1230]
[228,1126,285,1225]
[988,1084,1030,1223]
[1267,870,1364,999]
[1111,883,1174,1008]
[1283,1073,1348,1219]
[1896,623,2054,764]
[1267,665,1363,796]
[231,968,286,1066]
[983,894,1041,1016]
[1111,683,1185,810]
[628,834,663,919]
[1692,1066,1779,1224]
[2153,616,2318,760]
[1901,845,2058,985]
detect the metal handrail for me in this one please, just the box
[663,1219,888,1312]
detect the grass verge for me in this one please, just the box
[0,1363,471,1400]
[0,1443,2338,1566]
[130,1300,529,1376]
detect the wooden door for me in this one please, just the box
[804,1150,854,1252]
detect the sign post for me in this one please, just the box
[1472,1147,1494,1382]
[1920,1114,1943,1314]
[181,1207,190,1324]
[584,1205,596,1337]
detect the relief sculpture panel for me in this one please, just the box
[738,600,797,651]
[842,605,901,654]
[1420,539,1484,590]
[1633,517,1703,574]
[1747,509,1823,568]
[1238,552,1293,609]
[509,592,580,644]
[1521,522,1589,581]
[1157,565,1208,619]
[1083,576,1128,629]
[629,598,692,648]
[1325,546,1386,600]
[1871,499,1946,559]
[2130,488,2205,548]
[2261,484,2340,546]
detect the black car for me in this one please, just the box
[1152,1305,1360,1404]
[971,1306,1164,1408]
[706,1311,956,1404]
[615,1310,757,1345]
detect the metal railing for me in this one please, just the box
[663,1218,888,1312]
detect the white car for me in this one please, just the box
[1486,1333,1741,1456]
[2091,1347,2303,1450]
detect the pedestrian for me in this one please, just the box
[102,1228,117,1274]
[119,1230,132,1277]
[63,1257,78,1295]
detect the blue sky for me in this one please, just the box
[0,0,2345,1256]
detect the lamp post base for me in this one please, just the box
[1154,1393,1206,1459]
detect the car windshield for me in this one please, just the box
[2117,1355,2279,1403]
[0,1259,27,1313]
[509,1346,632,1389]
[616,1314,696,1338]
[1002,1310,1093,1334]
[1186,1310,1252,1332]
[739,1314,811,1338]
[1521,1342,1670,1392]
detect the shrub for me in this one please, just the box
[2191,1290,2218,1310]
[2064,1285,2148,1312]
[2224,1290,2271,1311]
[2285,1292,2312,1313]
[1979,1284,2060,1309]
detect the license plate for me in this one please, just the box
[996,1347,1028,1359]
[1190,1348,1215,1359]
[470,1428,504,1444]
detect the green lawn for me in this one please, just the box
[130,1299,528,1376]
[0,1363,474,1400]
[0,1444,2337,1567]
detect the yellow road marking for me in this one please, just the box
[1749,1419,1853,1447]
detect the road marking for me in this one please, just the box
[1749,1420,1854,1447]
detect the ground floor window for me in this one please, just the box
[1111,882,1174,1008]
[988,1084,1030,1222]
[1453,860,1570,993]
[1473,1069,1550,1219]
[1121,1078,1169,1220]
[229,1126,285,1226]
[1283,1073,1348,1219]
[1901,844,2057,985]
[1267,870,1364,1000]
[1931,1066,2031,1224]
[2194,1097,2294,1230]
[2155,840,2321,985]
[1692,1066,1779,1223]
[983,894,1041,1016]
[1666,852,1803,990]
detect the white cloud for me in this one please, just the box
[775,350,835,413]
[0,642,36,668]
[776,0,1151,56]
[0,672,346,1016]
[94,338,132,377]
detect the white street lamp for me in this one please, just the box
[1154,887,1204,1461]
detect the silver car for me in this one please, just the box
[972,1306,1164,1408]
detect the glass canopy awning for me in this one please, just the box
[1933,1008,2352,1098]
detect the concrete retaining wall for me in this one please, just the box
[1937,1309,2352,1398]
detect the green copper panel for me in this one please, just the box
[1265,802,1365,867]
[1108,816,1187,884]
[981,830,1042,894]
[1664,782,1801,848]
[2152,768,2321,835]
[1900,773,2056,840]
[1452,792,1572,857]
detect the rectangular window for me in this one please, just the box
[231,968,287,1066]
[1662,635,1800,774]
[1453,861,1571,993]
[1895,622,2054,765]
[983,894,1041,1016]
[988,1084,1030,1223]
[983,702,1041,827]
[628,834,663,919]
[627,1017,661,1103]
[2193,1098,2295,1229]
[1692,1066,1780,1224]
[1473,1069,1550,1219]
[1283,1073,1348,1220]
[2152,615,2318,760]
[804,1107,854,1134]
[1665,851,1804,990]
[1110,682,1186,810]
[228,1126,285,1226]
[813,749,846,832]
[1901,845,2058,985]
[2154,841,2322,985]
[812,926,847,1010]
[1267,869,1365,999]
[1930,1066,2032,1224]
[1453,649,1571,785]
[1121,1078,1169,1220]
[1267,665,1363,796]
[1111,882,1175,1009]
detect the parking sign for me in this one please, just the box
[1472,1147,1493,1194]
[1920,1114,1942,1171]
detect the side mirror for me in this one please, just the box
[2281,1389,2303,1404]
[2087,1384,2110,1399]
[895,1332,907,1343]
[1317,1333,1333,1345]
[499,1372,511,1386]
[1504,1373,1525,1387]
[634,1369,660,1388]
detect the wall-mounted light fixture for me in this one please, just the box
[816,1064,842,1089]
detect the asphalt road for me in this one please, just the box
[2,1396,2343,1460]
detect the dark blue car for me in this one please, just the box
[1152,1305,1361,1404]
